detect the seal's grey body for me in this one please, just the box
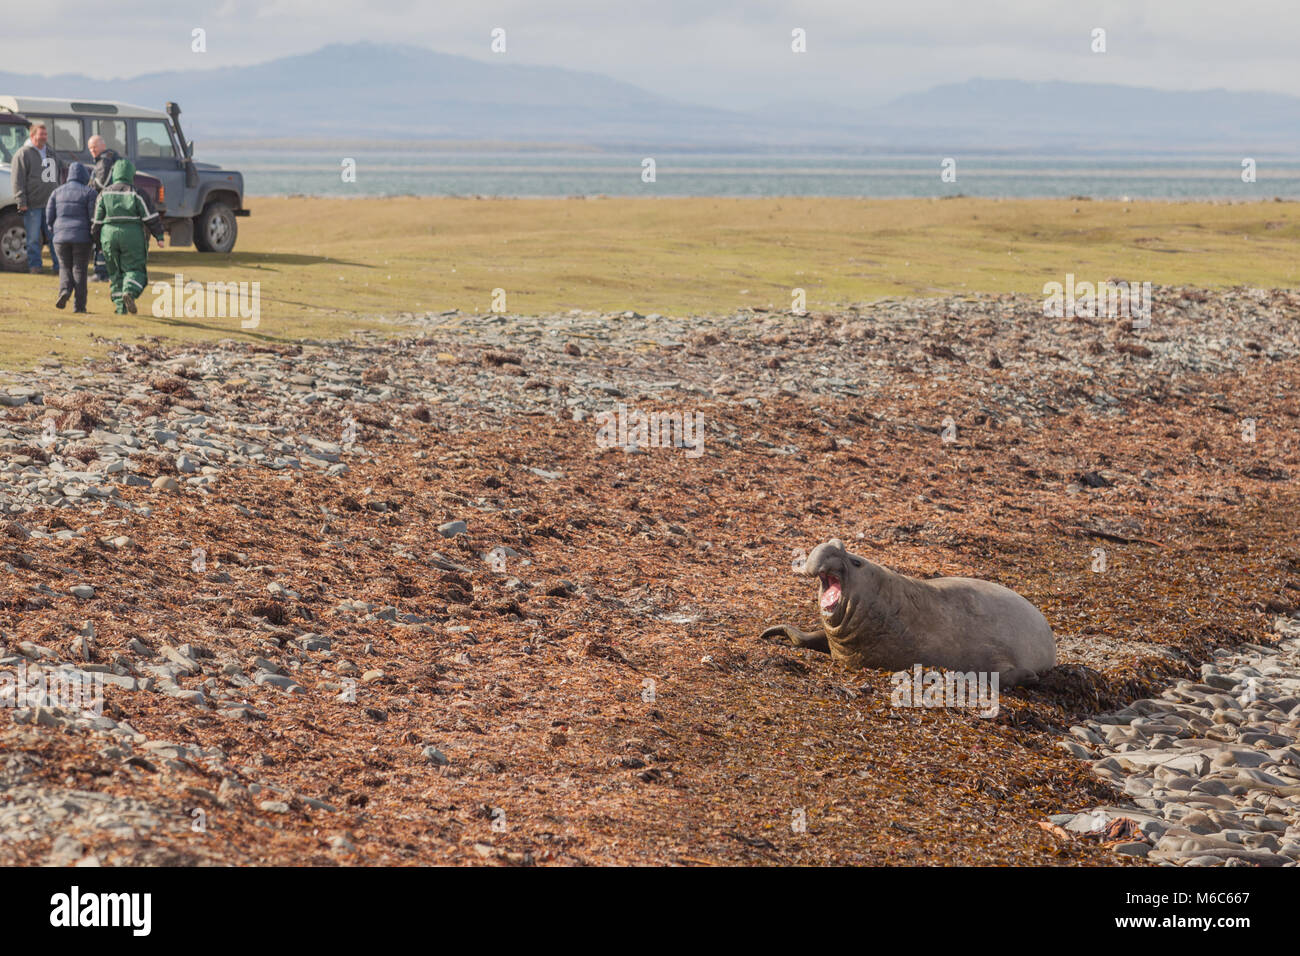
[762,539,1056,686]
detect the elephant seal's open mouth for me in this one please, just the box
[806,545,850,629]
[819,572,842,614]
[817,566,849,630]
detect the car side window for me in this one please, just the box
[17,118,78,169]
[134,120,176,160]
[0,122,25,163]
[28,117,85,159]
[53,117,84,153]
[92,119,127,156]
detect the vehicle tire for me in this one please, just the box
[0,212,28,272]
[196,202,237,254]
[192,216,210,252]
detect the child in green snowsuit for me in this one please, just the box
[91,159,165,314]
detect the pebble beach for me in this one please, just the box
[0,286,1297,864]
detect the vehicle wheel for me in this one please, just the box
[196,202,237,254]
[192,216,210,252]
[0,212,27,272]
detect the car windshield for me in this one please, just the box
[0,122,27,163]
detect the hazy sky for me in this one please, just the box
[9,0,1300,109]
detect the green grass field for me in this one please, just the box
[1,197,1298,372]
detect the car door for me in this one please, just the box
[131,117,186,214]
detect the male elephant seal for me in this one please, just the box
[761,539,1056,686]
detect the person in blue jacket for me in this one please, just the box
[43,162,98,313]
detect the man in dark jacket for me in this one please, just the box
[44,162,97,312]
[87,134,121,281]
[92,159,165,314]
[11,120,61,273]
[88,135,120,193]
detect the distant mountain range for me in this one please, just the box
[3,43,1300,152]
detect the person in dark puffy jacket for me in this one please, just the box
[44,162,98,313]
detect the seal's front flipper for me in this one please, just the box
[760,625,830,653]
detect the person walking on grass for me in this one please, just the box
[44,162,97,313]
[91,159,164,314]
[87,134,123,282]
[12,120,61,274]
